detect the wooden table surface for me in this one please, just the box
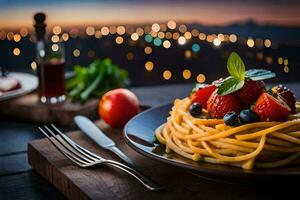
[1,83,300,200]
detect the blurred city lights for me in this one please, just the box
[117,26,126,35]
[284,66,289,73]
[145,34,153,43]
[95,30,102,38]
[184,32,192,39]
[158,32,165,39]
[167,20,176,29]
[217,33,225,41]
[131,33,139,41]
[51,35,59,43]
[20,27,28,37]
[7,32,14,40]
[51,44,59,51]
[101,27,109,36]
[284,59,288,65]
[178,24,187,33]
[256,52,264,61]
[145,61,154,71]
[115,36,124,44]
[172,32,180,40]
[0,31,6,40]
[206,35,214,43]
[163,70,172,80]
[191,29,199,37]
[86,26,95,36]
[182,69,191,79]
[264,39,271,48]
[196,74,206,83]
[213,38,221,46]
[247,38,255,48]
[178,36,186,45]
[199,33,206,40]
[13,34,21,42]
[73,49,80,57]
[160,24,167,32]
[136,27,144,36]
[278,57,283,65]
[109,26,117,34]
[62,33,69,41]
[53,26,62,35]
[144,46,152,54]
[153,38,162,46]
[229,34,237,43]
[185,50,192,59]
[163,40,171,48]
[165,32,172,39]
[31,61,37,71]
[151,23,160,32]
[13,48,20,56]
[192,43,201,52]
[126,52,134,60]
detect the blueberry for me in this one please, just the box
[189,103,202,117]
[239,109,258,124]
[223,111,239,126]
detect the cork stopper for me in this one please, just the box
[34,12,47,40]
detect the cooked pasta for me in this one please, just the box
[155,98,300,170]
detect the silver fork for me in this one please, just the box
[38,124,163,191]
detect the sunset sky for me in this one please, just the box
[0,0,299,28]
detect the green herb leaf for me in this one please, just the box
[245,69,276,81]
[217,76,245,96]
[227,52,245,80]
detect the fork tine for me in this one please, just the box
[43,125,95,164]
[50,124,101,161]
[38,127,87,166]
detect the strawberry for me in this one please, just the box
[236,80,265,108]
[253,92,291,121]
[207,90,242,118]
[272,85,296,113]
[191,85,216,109]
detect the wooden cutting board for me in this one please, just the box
[0,93,98,126]
[28,120,274,200]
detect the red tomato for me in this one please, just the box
[99,88,139,127]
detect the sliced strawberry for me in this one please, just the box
[207,90,242,118]
[272,85,296,113]
[190,85,216,109]
[236,80,265,109]
[253,93,291,122]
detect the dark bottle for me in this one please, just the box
[34,12,66,104]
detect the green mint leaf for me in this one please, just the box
[217,76,245,96]
[245,69,276,81]
[227,52,245,80]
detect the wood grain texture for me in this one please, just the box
[27,120,294,200]
[0,93,98,126]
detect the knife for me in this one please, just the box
[74,115,134,166]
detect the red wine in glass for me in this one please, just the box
[37,59,66,102]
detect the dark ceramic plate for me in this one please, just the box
[124,103,300,183]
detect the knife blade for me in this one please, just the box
[74,115,134,166]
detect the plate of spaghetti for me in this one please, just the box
[124,52,300,180]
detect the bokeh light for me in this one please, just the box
[31,61,37,71]
[13,34,21,42]
[73,49,80,57]
[247,38,255,48]
[213,38,221,46]
[145,34,153,43]
[51,44,59,51]
[115,36,124,44]
[264,39,271,48]
[117,26,126,35]
[182,69,191,79]
[278,57,283,65]
[51,35,59,43]
[184,32,192,39]
[151,23,160,32]
[145,61,154,71]
[179,24,187,33]
[178,36,186,45]
[229,34,237,43]
[131,33,139,41]
[53,26,62,35]
[144,46,152,54]
[13,48,20,56]
[196,74,206,83]
[192,44,201,52]
[163,70,172,80]
[167,20,176,29]
[86,26,95,36]
[199,33,206,40]
[163,40,171,48]
[153,38,162,46]
[101,27,109,36]
[62,33,69,41]
[126,52,134,60]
